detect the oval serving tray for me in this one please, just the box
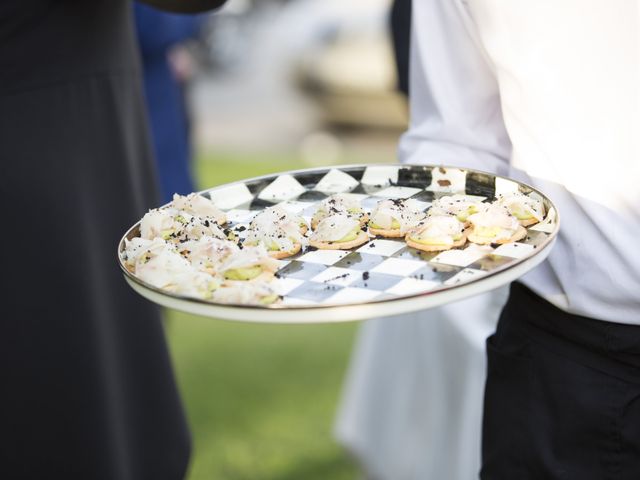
[118,164,559,323]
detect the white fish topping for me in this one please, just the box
[468,204,520,229]
[135,243,195,289]
[250,205,306,231]
[468,204,521,241]
[165,271,221,299]
[181,216,228,242]
[140,208,228,242]
[244,228,297,252]
[370,198,426,232]
[122,237,161,267]
[177,236,239,273]
[311,213,361,242]
[171,193,226,224]
[409,215,465,246]
[140,209,178,240]
[429,194,486,221]
[220,245,280,273]
[495,192,544,222]
[313,193,365,224]
[246,206,307,251]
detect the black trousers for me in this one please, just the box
[481,283,640,480]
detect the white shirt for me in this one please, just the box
[400,0,640,324]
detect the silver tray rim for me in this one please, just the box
[117,163,560,322]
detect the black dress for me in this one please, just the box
[0,1,220,478]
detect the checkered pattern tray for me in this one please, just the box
[119,164,559,323]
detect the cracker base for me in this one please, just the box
[468,225,527,245]
[369,227,405,238]
[268,243,302,259]
[405,229,468,252]
[518,217,539,227]
[309,230,369,250]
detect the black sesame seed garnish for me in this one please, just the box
[324,273,349,283]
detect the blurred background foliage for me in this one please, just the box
[168,308,357,479]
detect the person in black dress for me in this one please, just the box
[0,1,224,478]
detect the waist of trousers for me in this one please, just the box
[503,282,640,384]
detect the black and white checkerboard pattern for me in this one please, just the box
[205,165,557,307]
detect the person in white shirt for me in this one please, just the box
[333,3,508,478]
[398,0,640,478]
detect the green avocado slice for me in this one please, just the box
[370,219,401,230]
[473,226,502,238]
[224,266,263,281]
[408,236,451,246]
[333,227,360,243]
[456,205,479,222]
[259,294,279,305]
[510,205,534,220]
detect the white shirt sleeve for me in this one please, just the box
[399,0,511,176]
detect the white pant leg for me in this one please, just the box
[334,288,509,480]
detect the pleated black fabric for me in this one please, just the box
[481,283,640,480]
[0,1,191,478]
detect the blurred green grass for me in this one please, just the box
[166,151,359,480]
